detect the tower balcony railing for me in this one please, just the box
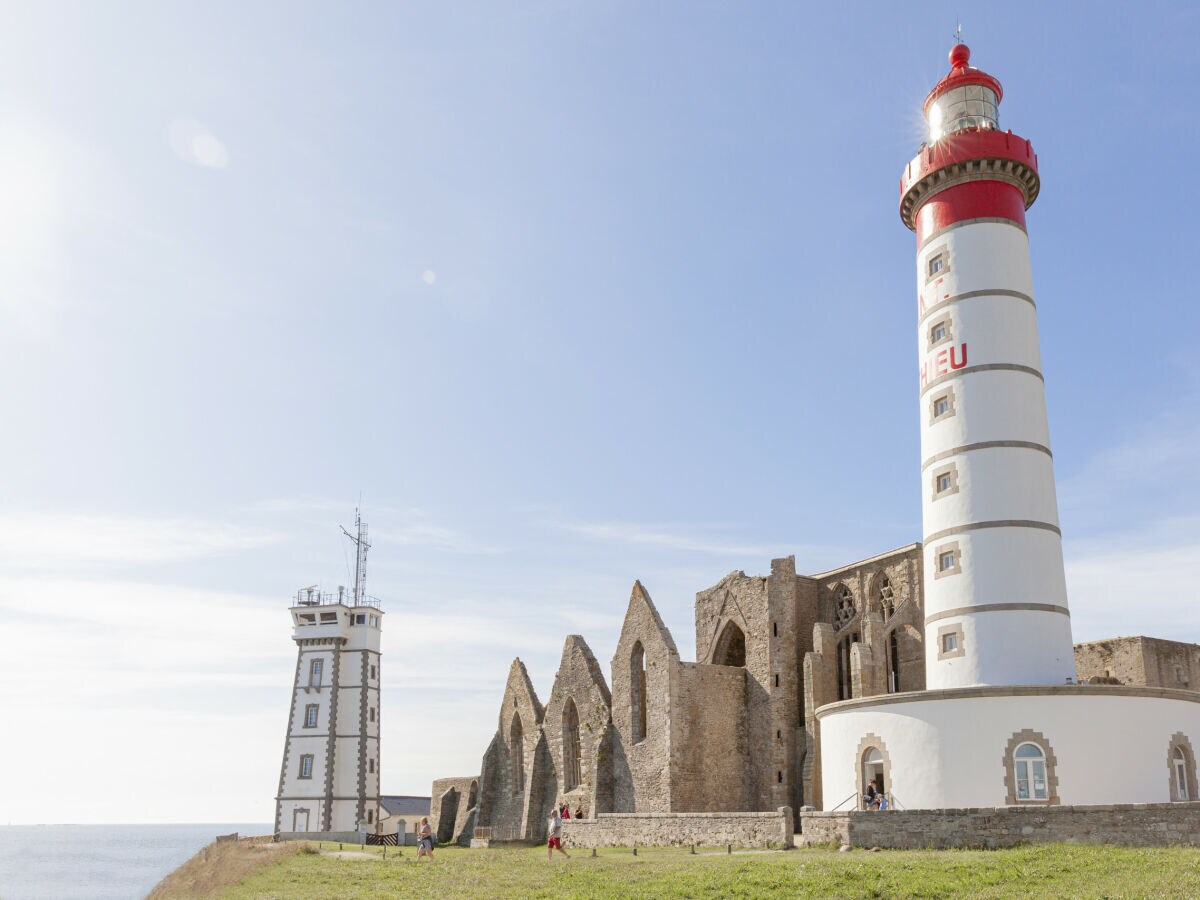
[294,587,383,609]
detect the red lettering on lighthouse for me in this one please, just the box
[935,349,949,376]
[950,343,968,370]
[919,361,928,388]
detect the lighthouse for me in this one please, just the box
[812,42,1200,813]
[899,43,1074,688]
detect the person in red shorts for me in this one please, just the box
[547,806,570,860]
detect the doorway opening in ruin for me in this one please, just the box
[887,629,901,693]
[468,779,478,810]
[563,698,582,791]
[631,642,648,742]
[836,632,859,700]
[510,712,525,793]
[712,620,746,667]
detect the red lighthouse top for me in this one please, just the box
[899,44,1039,237]
[922,44,1004,117]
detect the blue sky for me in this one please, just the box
[2,1,1198,823]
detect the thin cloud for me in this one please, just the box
[551,517,790,558]
[0,514,280,568]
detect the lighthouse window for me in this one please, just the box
[309,658,324,686]
[928,318,953,349]
[932,463,959,500]
[937,623,965,660]
[299,754,314,779]
[355,614,366,625]
[369,615,379,628]
[304,704,319,728]
[929,389,956,423]
[369,759,376,773]
[934,542,961,579]
[319,612,337,623]
[927,253,945,278]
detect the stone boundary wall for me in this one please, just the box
[562,808,793,849]
[275,830,364,843]
[799,802,1200,849]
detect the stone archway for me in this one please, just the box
[854,733,893,809]
[712,620,746,667]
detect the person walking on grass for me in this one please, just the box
[547,807,570,860]
[417,817,434,860]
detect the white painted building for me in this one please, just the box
[817,43,1200,811]
[274,581,385,837]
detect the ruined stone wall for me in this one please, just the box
[609,582,680,813]
[1143,638,1200,690]
[1075,637,1200,691]
[541,636,612,820]
[562,808,794,849]
[799,803,1200,849]
[472,659,545,840]
[801,545,923,811]
[693,559,802,814]
[1074,637,1148,685]
[672,662,748,811]
[428,776,479,845]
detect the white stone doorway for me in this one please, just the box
[293,808,310,832]
[1174,748,1190,801]
[862,747,885,805]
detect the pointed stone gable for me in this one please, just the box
[619,580,679,658]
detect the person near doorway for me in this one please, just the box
[547,807,570,860]
[877,791,889,810]
[574,804,583,820]
[863,778,878,810]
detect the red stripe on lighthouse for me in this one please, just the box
[914,181,1027,246]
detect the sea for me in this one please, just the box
[0,824,272,900]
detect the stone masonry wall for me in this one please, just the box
[799,803,1200,849]
[429,776,479,845]
[1074,637,1148,686]
[541,635,612,819]
[609,582,680,813]
[563,808,794,849]
[672,662,748,811]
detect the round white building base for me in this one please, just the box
[816,686,1200,810]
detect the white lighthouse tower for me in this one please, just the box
[900,42,1074,689]
[275,511,385,838]
[814,42,1200,813]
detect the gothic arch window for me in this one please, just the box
[562,698,582,792]
[631,641,648,743]
[467,780,479,810]
[712,620,747,668]
[833,584,856,630]
[509,712,525,794]
[1002,729,1059,806]
[1168,733,1198,802]
[877,575,896,620]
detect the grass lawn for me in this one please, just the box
[215,841,1200,898]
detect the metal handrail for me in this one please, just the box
[829,791,859,812]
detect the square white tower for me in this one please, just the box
[275,583,384,837]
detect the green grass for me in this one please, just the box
[218,842,1200,898]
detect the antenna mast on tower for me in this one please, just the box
[340,508,370,606]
